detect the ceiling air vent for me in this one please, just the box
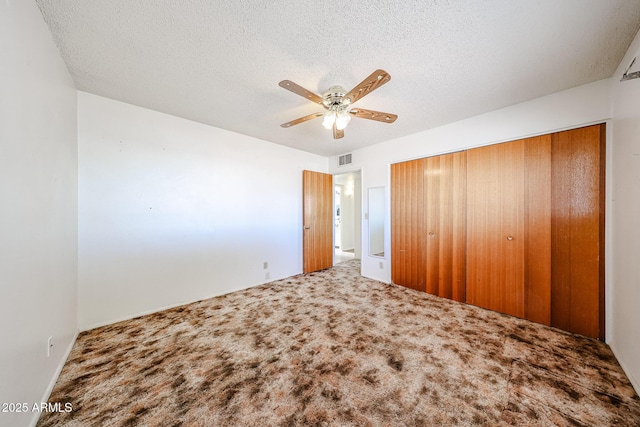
[338,153,352,166]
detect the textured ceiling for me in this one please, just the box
[36,0,640,157]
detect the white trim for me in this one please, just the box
[79,283,260,331]
[605,119,614,343]
[609,342,640,395]
[388,118,611,166]
[30,330,80,427]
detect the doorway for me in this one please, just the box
[333,171,362,265]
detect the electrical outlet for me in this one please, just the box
[47,336,53,358]
[265,272,270,280]
[263,261,268,269]
[379,262,384,269]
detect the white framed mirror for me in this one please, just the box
[368,186,385,257]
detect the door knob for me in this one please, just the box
[507,235,513,241]
[304,226,310,230]
[428,232,435,237]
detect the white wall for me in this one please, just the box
[334,175,355,252]
[340,186,355,252]
[353,173,362,259]
[78,92,327,330]
[334,184,344,249]
[368,186,385,257]
[609,30,640,393]
[0,2,78,427]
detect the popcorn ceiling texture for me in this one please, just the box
[38,260,639,426]
[34,0,640,156]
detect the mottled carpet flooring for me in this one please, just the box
[39,260,640,426]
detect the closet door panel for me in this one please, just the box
[551,124,605,339]
[424,152,467,301]
[450,152,467,303]
[500,140,526,318]
[424,156,441,296]
[445,151,467,302]
[524,135,552,325]
[467,140,525,318]
[391,159,426,291]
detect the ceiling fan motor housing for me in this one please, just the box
[322,85,351,109]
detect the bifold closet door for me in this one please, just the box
[524,135,552,326]
[390,125,604,339]
[424,152,467,302]
[466,140,525,318]
[391,159,426,291]
[551,124,605,340]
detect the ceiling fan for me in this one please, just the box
[279,69,398,139]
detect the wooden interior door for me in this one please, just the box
[550,124,605,339]
[466,140,525,318]
[424,151,467,302]
[391,159,426,291]
[303,170,333,273]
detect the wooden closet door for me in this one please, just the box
[391,159,426,291]
[424,152,467,302]
[524,135,552,325]
[551,124,605,339]
[467,140,525,318]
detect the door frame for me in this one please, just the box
[332,170,362,266]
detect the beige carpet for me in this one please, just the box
[38,260,640,426]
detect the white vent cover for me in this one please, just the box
[338,153,352,166]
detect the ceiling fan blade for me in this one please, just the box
[344,69,391,104]
[333,123,344,139]
[349,108,397,123]
[279,80,324,105]
[280,112,324,128]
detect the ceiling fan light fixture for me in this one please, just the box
[335,111,351,130]
[322,111,336,129]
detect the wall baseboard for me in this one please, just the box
[79,280,273,332]
[608,341,640,396]
[29,330,79,427]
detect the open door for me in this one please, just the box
[303,170,333,273]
